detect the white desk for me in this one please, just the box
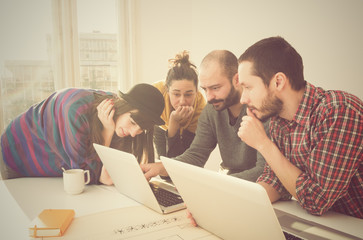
[0,178,140,239]
[1,178,362,239]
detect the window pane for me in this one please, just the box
[0,0,54,131]
[77,0,120,92]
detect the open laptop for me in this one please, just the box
[93,143,185,214]
[161,156,361,240]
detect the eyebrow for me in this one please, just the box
[171,89,195,93]
[201,84,220,89]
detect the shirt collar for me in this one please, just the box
[272,81,316,127]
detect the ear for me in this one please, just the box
[271,72,287,91]
[232,73,239,87]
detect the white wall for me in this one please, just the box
[130,0,363,99]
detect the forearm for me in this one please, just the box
[98,130,113,184]
[230,164,264,182]
[175,106,216,166]
[99,165,113,185]
[167,119,180,138]
[175,144,213,167]
[258,182,281,203]
[102,129,114,147]
[258,138,302,199]
[230,149,266,182]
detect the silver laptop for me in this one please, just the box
[161,156,361,240]
[93,143,185,214]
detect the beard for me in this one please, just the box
[208,85,240,111]
[250,91,283,121]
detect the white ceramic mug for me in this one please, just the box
[63,169,90,194]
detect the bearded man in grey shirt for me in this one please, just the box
[142,50,268,182]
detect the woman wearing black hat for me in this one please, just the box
[0,84,165,185]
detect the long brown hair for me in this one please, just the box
[88,93,155,164]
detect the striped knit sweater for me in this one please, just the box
[1,88,112,184]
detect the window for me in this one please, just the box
[0,0,54,131]
[77,0,120,92]
[0,0,125,132]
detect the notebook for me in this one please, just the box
[29,209,75,238]
[93,143,185,214]
[161,156,360,240]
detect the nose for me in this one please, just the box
[240,91,248,105]
[205,90,215,103]
[130,126,143,137]
[179,95,186,105]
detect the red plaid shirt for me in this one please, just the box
[257,82,363,218]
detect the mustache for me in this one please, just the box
[247,106,256,111]
[208,99,223,104]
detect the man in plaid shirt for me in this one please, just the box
[237,36,362,218]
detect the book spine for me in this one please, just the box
[60,210,75,234]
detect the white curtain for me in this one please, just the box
[117,0,136,92]
[51,0,80,89]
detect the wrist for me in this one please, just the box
[102,129,114,146]
[169,117,181,127]
[257,137,272,156]
[159,162,169,176]
[168,121,180,138]
[102,128,114,137]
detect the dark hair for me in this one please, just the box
[238,36,305,90]
[200,50,238,81]
[165,50,198,90]
[89,93,155,164]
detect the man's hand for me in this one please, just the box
[240,109,302,200]
[186,209,197,227]
[140,162,168,181]
[238,108,269,152]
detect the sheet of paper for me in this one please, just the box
[52,206,220,240]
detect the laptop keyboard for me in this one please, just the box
[150,184,184,207]
[283,231,304,240]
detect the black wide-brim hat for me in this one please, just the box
[119,83,165,126]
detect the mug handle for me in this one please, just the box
[84,170,90,185]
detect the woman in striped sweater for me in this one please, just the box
[0,83,165,185]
